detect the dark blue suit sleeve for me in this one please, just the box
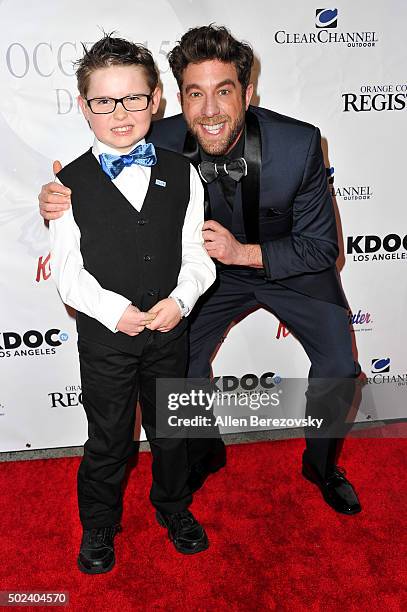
[261,127,339,280]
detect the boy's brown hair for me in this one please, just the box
[76,33,159,98]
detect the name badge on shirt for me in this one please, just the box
[155,179,166,187]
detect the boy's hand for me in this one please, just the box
[38,160,72,221]
[116,305,156,336]
[145,298,182,332]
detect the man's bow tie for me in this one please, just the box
[198,158,247,184]
[99,142,157,180]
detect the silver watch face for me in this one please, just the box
[174,297,188,316]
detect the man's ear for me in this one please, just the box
[151,87,162,115]
[177,91,182,107]
[245,83,254,110]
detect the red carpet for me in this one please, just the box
[1,438,406,611]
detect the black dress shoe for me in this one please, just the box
[188,447,227,493]
[77,525,121,574]
[156,510,209,554]
[302,461,362,515]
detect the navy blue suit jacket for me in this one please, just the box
[148,106,347,308]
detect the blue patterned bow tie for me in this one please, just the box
[99,142,157,180]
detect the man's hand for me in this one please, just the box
[202,220,263,267]
[38,160,71,221]
[145,298,182,332]
[116,305,156,336]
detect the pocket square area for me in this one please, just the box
[155,179,167,187]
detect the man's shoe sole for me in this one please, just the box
[302,466,362,515]
[156,512,209,554]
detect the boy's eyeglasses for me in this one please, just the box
[86,94,152,114]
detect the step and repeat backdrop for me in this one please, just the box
[1,0,406,451]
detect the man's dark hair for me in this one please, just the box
[76,33,159,98]
[168,24,253,92]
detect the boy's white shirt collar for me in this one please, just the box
[92,136,146,158]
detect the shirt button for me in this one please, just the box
[144,255,152,262]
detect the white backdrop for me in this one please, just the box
[1,0,406,451]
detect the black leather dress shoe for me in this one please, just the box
[77,525,121,574]
[302,460,362,515]
[188,446,227,493]
[156,510,209,554]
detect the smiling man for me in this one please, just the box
[39,25,361,515]
[181,59,250,155]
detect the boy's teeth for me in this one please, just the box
[113,126,132,132]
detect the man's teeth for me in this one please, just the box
[202,123,224,133]
[112,126,132,133]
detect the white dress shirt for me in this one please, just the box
[50,137,216,333]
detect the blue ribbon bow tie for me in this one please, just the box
[99,142,157,180]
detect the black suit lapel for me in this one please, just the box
[182,129,200,163]
[183,130,211,219]
[242,110,262,243]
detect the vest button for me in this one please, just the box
[144,255,152,262]
[138,219,146,225]
[147,290,156,296]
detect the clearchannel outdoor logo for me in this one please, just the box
[326,166,373,202]
[371,358,390,374]
[274,8,378,47]
[368,358,407,386]
[315,9,338,28]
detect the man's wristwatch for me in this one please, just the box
[171,296,190,318]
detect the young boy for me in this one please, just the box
[50,34,216,573]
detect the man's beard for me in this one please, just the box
[187,107,245,156]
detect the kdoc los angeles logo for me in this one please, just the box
[212,372,282,392]
[346,234,407,262]
[0,329,69,358]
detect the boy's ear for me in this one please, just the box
[78,95,90,121]
[151,87,162,115]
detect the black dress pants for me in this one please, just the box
[187,270,359,477]
[77,332,192,529]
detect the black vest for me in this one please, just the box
[57,147,190,354]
